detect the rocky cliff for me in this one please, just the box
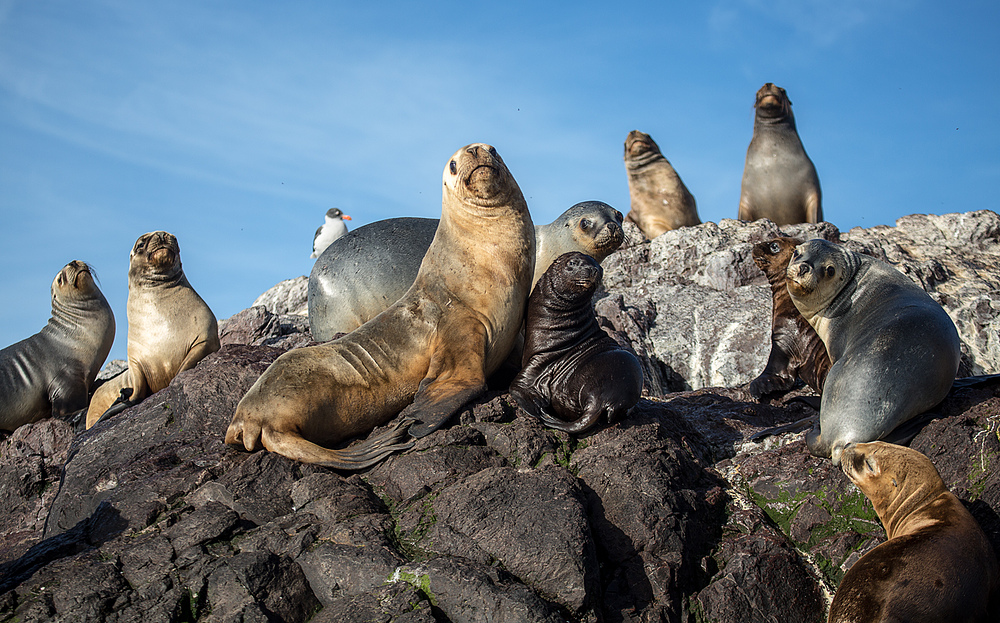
[1,211,998,622]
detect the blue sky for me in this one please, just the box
[1,1,998,360]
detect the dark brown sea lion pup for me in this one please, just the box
[307,201,624,341]
[86,231,220,428]
[510,252,643,434]
[738,83,822,225]
[747,237,830,399]
[787,239,960,464]
[831,442,999,622]
[226,143,534,469]
[0,261,115,432]
[623,130,700,239]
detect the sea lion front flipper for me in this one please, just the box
[403,323,488,438]
[93,388,136,427]
[405,380,486,438]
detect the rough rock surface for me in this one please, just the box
[252,275,308,316]
[601,212,1000,393]
[2,211,999,623]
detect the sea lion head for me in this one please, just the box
[443,143,522,208]
[785,239,854,310]
[130,231,183,283]
[544,252,603,307]
[624,130,663,169]
[754,83,793,123]
[52,260,101,303]
[752,237,801,280]
[562,201,625,261]
[840,441,949,537]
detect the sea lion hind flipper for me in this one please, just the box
[508,382,549,419]
[261,422,412,470]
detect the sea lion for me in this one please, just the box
[225,143,534,468]
[307,201,623,341]
[622,130,700,239]
[786,239,960,463]
[311,207,352,259]
[747,237,830,399]
[85,232,220,428]
[738,83,822,225]
[0,261,115,432]
[510,252,643,434]
[831,441,999,622]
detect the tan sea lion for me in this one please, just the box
[0,261,115,432]
[85,232,220,428]
[831,442,999,622]
[787,239,960,463]
[738,83,822,225]
[747,237,830,399]
[226,143,534,469]
[623,130,700,239]
[510,252,643,434]
[307,201,623,341]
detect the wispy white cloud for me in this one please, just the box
[710,0,913,48]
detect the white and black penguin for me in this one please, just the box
[311,208,352,259]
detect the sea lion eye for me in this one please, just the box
[581,219,593,230]
[615,210,623,222]
[865,458,876,473]
[769,242,780,254]
[488,146,498,158]
[449,161,457,175]
[825,265,836,278]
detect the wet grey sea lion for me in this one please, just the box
[311,207,352,259]
[786,239,960,464]
[831,442,998,622]
[225,143,534,469]
[0,261,115,432]
[86,231,220,428]
[747,237,830,399]
[510,252,643,434]
[738,83,822,225]
[307,201,624,341]
[622,130,700,239]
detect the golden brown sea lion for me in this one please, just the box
[0,261,115,432]
[623,130,700,239]
[225,143,534,469]
[831,442,999,622]
[85,232,219,428]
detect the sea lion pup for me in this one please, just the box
[786,239,960,464]
[307,201,623,341]
[747,237,830,399]
[738,83,822,225]
[85,232,220,428]
[0,261,115,432]
[226,143,534,468]
[510,252,643,434]
[831,442,999,623]
[622,130,700,239]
